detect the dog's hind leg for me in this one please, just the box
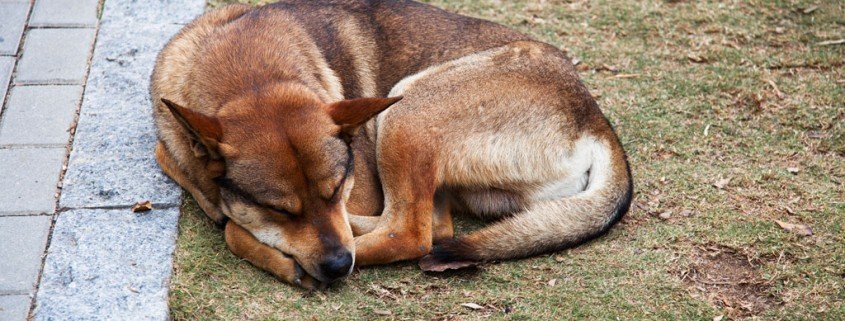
[349,215,380,236]
[432,191,454,243]
[155,142,227,225]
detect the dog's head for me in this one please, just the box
[162,84,401,283]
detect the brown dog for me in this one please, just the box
[151,0,632,288]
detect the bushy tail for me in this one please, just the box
[431,137,632,263]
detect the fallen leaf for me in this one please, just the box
[332,303,342,311]
[598,63,618,72]
[774,220,813,236]
[787,167,800,174]
[767,79,785,99]
[419,255,478,272]
[783,206,795,215]
[613,73,640,79]
[461,303,484,310]
[774,27,785,34]
[659,211,672,220]
[680,209,693,217]
[713,177,731,189]
[131,200,153,212]
[373,309,392,316]
[554,255,565,263]
[816,39,845,46]
[713,315,724,321]
[688,53,707,63]
[801,5,818,14]
[547,278,558,287]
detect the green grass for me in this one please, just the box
[171,0,845,319]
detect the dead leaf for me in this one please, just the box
[787,167,800,174]
[783,206,795,215]
[801,5,818,14]
[680,209,693,217]
[554,255,565,263]
[547,278,558,287]
[373,309,392,316]
[713,177,732,189]
[419,254,478,272]
[767,79,785,99]
[598,63,618,72]
[816,39,845,46]
[131,200,153,212]
[688,53,707,63]
[774,220,813,236]
[713,315,724,321]
[774,27,785,34]
[613,73,640,79]
[461,303,484,310]
[659,211,672,220]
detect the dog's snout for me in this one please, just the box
[319,250,353,282]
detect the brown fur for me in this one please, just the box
[151,0,631,287]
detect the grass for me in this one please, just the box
[171,0,845,319]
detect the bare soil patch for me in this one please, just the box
[677,246,780,318]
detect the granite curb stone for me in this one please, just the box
[0,85,83,146]
[33,208,180,321]
[15,28,96,85]
[0,1,30,56]
[0,148,66,214]
[101,0,205,25]
[59,21,184,209]
[29,0,100,28]
[0,216,52,293]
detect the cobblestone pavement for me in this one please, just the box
[0,0,203,319]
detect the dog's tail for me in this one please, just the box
[430,135,632,263]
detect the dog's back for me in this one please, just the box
[267,0,530,96]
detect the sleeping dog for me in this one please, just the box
[151,0,632,288]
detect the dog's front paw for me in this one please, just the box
[291,261,327,290]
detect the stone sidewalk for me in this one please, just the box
[0,0,203,319]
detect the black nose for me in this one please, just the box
[319,250,353,281]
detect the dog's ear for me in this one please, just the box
[326,96,402,136]
[161,98,223,157]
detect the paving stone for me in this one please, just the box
[0,1,30,56]
[0,216,52,293]
[102,0,204,25]
[0,148,65,214]
[59,22,183,209]
[29,0,99,28]
[0,295,31,321]
[33,208,179,321]
[15,28,96,85]
[0,85,83,146]
[0,57,13,106]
